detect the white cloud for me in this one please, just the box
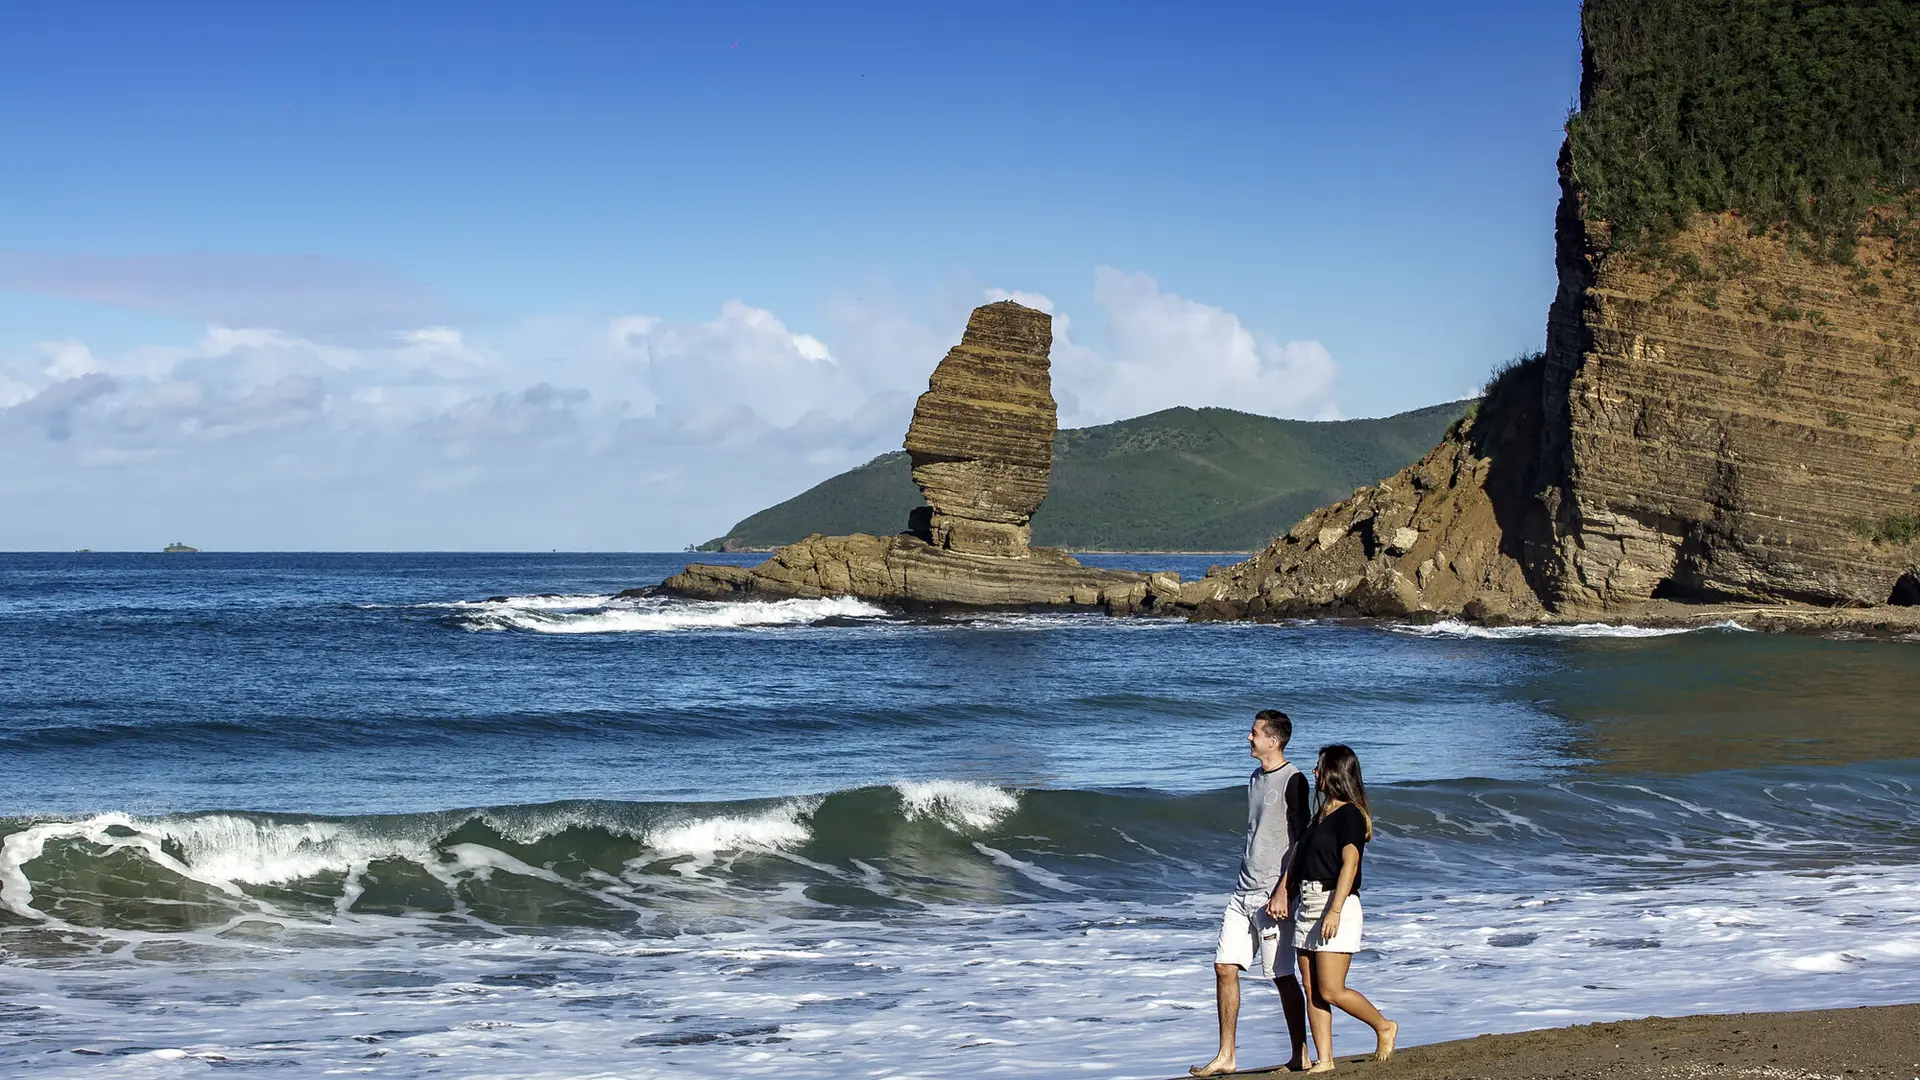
[1058,267,1340,425]
[0,270,1339,549]
[39,339,100,379]
[622,299,858,430]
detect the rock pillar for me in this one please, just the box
[903,300,1057,557]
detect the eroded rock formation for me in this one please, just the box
[904,301,1057,557]
[660,301,1179,613]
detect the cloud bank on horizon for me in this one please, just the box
[0,258,1341,551]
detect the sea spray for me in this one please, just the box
[446,593,891,633]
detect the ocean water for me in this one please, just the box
[1,552,1917,1078]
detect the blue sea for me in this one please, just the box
[2,552,1917,1078]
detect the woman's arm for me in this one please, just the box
[1319,842,1360,942]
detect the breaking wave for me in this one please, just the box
[6,764,1917,934]
[443,593,891,633]
[0,781,1037,929]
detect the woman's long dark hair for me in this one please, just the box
[1314,743,1373,841]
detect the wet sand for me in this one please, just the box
[1222,1004,1920,1079]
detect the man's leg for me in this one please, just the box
[1263,918,1309,1070]
[1196,896,1257,1076]
[1273,974,1309,1070]
[1190,962,1241,1076]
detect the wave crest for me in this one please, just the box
[894,781,1019,832]
[449,594,890,634]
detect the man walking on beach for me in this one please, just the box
[1192,709,1313,1076]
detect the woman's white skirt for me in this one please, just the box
[1291,881,1364,953]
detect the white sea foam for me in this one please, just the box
[645,800,819,857]
[152,814,437,885]
[443,593,616,611]
[894,780,1020,831]
[1391,619,1752,640]
[0,813,460,920]
[458,595,888,634]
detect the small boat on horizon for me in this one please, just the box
[163,542,199,553]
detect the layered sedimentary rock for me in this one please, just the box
[661,532,1183,614]
[660,301,1180,613]
[1532,204,1920,610]
[904,301,1057,557]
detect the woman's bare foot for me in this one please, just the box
[1304,1059,1336,1073]
[1189,1056,1236,1077]
[1285,1056,1316,1072]
[1375,1019,1398,1062]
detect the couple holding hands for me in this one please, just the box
[1192,710,1397,1076]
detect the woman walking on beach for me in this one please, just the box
[1269,744,1396,1071]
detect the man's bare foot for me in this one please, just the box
[1189,1056,1236,1077]
[1375,1019,1398,1062]
[1285,1057,1315,1072]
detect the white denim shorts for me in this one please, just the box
[1214,890,1295,976]
[1291,881,1364,953]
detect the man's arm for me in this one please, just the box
[1284,772,1310,846]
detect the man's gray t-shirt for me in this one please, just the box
[1235,761,1311,895]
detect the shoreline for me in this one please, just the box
[1217,1003,1920,1079]
[1513,598,1920,637]
[696,547,1262,556]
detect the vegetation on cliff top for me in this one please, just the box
[699,402,1469,553]
[1568,0,1920,257]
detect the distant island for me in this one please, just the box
[699,401,1468,554]
[163,542,199,553]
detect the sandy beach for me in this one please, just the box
[1220,1004,1920,1079]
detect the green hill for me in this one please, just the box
[699,401,1470,553]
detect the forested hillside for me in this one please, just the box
[699,401,1468,552]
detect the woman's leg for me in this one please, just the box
[1310,951,1397,1061]
[1297,950,1333,1071]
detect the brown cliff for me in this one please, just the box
[1193,42,1920,626]
[1535,200,1920,610]
[660,301,1180,613]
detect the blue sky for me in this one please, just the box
[0,1,1582,550]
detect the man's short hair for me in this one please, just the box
[1254,709,1292,746]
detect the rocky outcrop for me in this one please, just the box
[662,532,1183,614]
[659,301,1180,613]
[904,301,1057,557]
[1179,362,1552,622]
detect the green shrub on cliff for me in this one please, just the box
[1861,512,1920,545]
[1567,0,1920,257]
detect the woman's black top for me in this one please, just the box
[1294,802,1368,893]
